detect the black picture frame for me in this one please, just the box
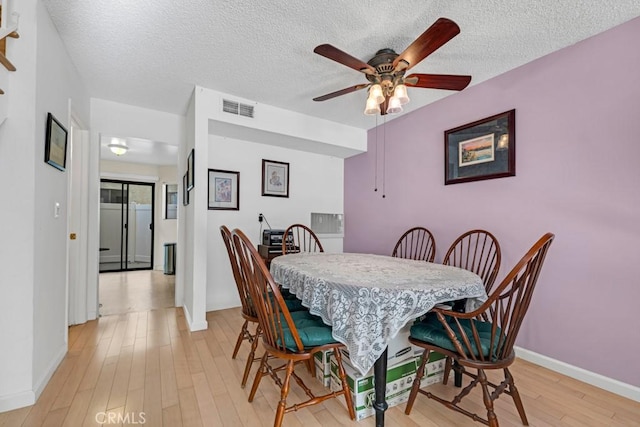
[45,113,68,171]
[261,159,289,198]
[165,184,178,219]
[187,149,195,191]
[183,173,189,206]
[444,109,516,185]
[208,169,240,210]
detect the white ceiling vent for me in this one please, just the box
[222,99,254,118]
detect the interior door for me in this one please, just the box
[99,180,154,272]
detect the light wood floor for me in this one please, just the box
[2,307,639,425]
[99,270,175,316]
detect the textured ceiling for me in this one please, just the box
[43,0,640,133]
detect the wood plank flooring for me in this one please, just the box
[2,279,639,425]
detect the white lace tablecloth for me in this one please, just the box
[270,252,487,375]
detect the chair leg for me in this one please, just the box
[442,356,452,385]
[248,352,268,402]
[273,360,295,427]
[241,325,261,388]
[505,368,529,426]
[333,348,356,420]
[232,320,249,359]
[405,349,430,415]
[478,369,499,427]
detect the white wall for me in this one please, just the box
[206,135,344,311]
[178,86,365,329]
[0,0,90,411]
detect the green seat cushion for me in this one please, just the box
[410,313,501,358]
[267,292,306,312]
[284,297,306,312]
[278,316,337,351]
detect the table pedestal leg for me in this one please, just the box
[373,348,388,427]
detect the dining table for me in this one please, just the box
[270,252,487,427]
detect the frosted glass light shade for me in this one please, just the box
[364,97,381,115]
[394,84,410,105]
[386,96,403,114]
[369,84,385,104]
[108,139,129,156]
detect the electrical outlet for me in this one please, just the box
[258,213,263,222]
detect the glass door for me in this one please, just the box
[99,180,154,272]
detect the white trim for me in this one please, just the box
[100,172,159,182]
[33,345,67,400]
[515,346,640,402]
[182,304,208,332]
[0,389,35,413]
[0,344,67,412]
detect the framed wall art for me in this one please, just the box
[208,169,239,210]
[261,159,289,197]
[45,112,68,171]
[187,149,195,190]
[444,109,515,185]
[183,173,189,206]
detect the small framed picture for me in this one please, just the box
[182,172,189,206]
[208,169,240,210]
[45,113,68,171]
[261,159,289,198]
[444,109,516,185]
[187,149,195,190]
[165,184,178,219]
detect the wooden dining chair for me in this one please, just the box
[220,225,261,388]
[232,228,355,427]
[392,226,436,262]
[405,233,555,427]
[443,229,502,295]
[441,229,502,384]
[282,224,324,255]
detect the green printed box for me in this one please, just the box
[329,356,417,421]
[313,349,333,387]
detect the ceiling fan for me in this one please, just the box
[312,17,471,115]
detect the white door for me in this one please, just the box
[67,126,90,326]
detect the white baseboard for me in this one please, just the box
[0,389,35,413]
[515,346,640,402]
[182,304,207,332]
[33,344,67,400]
[0,344,67,412]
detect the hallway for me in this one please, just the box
[99,270,175,317]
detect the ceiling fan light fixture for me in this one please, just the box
[386,96,403,114]
[364,97,381,115]
[107,138,129,156]
[394,83,410,105]
[369,84,385,104]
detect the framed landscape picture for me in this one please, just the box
[444,109,515,185]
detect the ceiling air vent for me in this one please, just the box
[222,99,254,118]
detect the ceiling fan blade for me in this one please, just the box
[313,83,370,102]
[314,44,376,75]
[393,18,461,72]
[405,73,471,91]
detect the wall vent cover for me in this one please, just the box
[222,99,254,118]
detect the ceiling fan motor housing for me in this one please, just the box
[366,48,406,90]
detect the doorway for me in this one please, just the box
[99,179,154,272]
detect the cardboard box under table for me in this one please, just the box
[313,349,333,387]
[329,356,417,421]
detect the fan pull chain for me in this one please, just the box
[374,114,378,192]
[382,115,386,198]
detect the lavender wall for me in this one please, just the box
[344,17,640,387]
